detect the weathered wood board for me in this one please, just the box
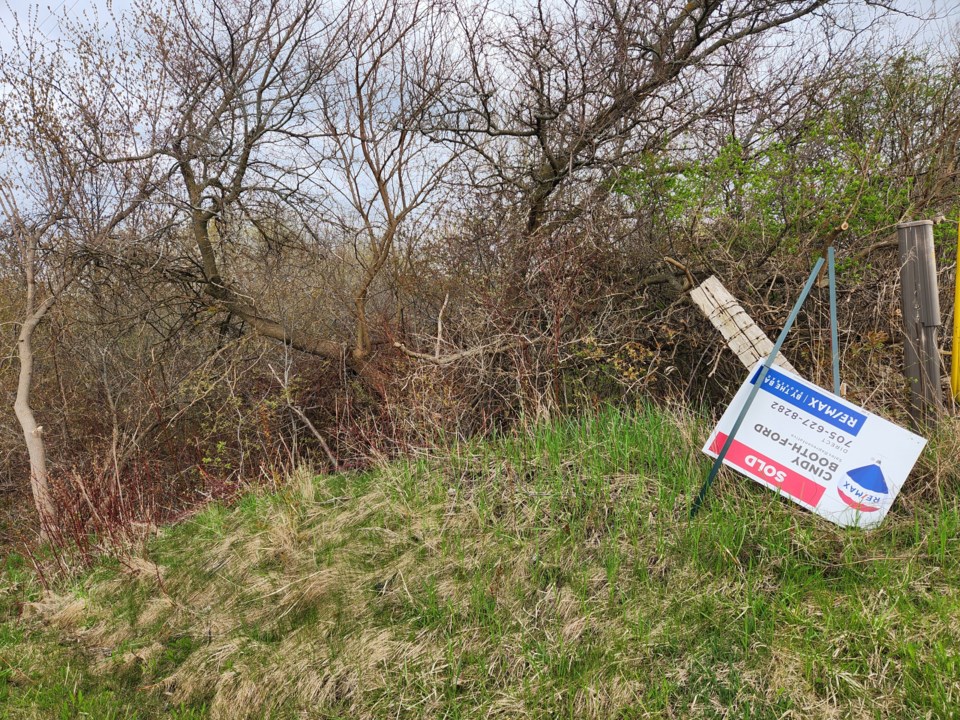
[690,275,798,375]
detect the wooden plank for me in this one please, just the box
[690,275,798,375]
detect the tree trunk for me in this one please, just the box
[14,308,57,532]
[199,215,389,396]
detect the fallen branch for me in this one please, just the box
[849,234,898,262]
[394,337,518,366]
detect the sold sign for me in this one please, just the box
[703,363,926,528]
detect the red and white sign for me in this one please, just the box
[704,363,927,528]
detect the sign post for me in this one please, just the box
[898,220,943,424]
[952,220,960,401]
[690,257,825,518]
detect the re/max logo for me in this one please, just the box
[750,367,867,436]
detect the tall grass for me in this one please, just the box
[2,406,958,718]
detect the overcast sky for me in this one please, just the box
[2,0,958,49]
[1,0,958,87]
[0,0,132,47]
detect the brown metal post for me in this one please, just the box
[898,220,943,425]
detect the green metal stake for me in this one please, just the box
[690,257,826,518]
[829,246,840,396]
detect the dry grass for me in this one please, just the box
[2,406,960,718]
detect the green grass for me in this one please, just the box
[1,406,959,718]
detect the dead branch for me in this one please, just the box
[394,337,519,366]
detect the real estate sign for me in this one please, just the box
[703,363,927,528]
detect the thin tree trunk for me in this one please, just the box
[10,216,67,534]
[14,299,58,532]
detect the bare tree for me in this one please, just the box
[0,18,157,530]
[312,0,459,374]
[131,0,349,357]
[36,0,458,397]
[434,0,852,243]
[0,193,70,529]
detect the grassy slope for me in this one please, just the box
[2,407,959,719]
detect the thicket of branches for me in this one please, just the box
[1,0,957,540]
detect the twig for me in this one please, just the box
[267,364,340,470]
[435,293,449,359]
[664,256,695,290]
[286,404,340,471]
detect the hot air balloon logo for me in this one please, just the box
[837,463,888,513]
